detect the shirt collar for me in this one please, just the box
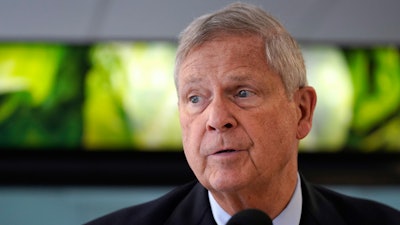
[208,173,302,225]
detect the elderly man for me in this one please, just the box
[85,2,400,225]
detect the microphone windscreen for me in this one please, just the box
[226,209,272,225]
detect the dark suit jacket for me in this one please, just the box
[84,177,400,225]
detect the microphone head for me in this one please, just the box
[226,208,272,225]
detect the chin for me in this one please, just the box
[206,174,250,193]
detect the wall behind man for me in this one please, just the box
[0,0,399,44]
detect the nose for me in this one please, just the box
[206,97,237,132]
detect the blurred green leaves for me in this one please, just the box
[0,43,399,152]
[83,42,181,150]
[346,47,400,151]
[0,43,87,148]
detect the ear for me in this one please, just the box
[294,86,317,139]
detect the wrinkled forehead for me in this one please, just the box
[178,34,266,73]
[175,32,266,79]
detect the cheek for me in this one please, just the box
[179,107,207,144]
[179,112,194,145]
[180,116,208,183]
[250,108,298,154]
[248,118,298,177]
[179,112,202,160]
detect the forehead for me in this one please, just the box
[178,35,268,82]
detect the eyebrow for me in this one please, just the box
[182,76,203,85]
[223,73,258,84]
[229,74,253,81]
[181,73,257,86]
[178,76,204,97]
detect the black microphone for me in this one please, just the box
[226,209,272,225]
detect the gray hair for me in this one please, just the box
[174,2,307,97]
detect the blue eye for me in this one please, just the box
[237,90,251,98]
[189,95,200,103]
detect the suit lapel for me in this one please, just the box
[165,182,217,225]
[164,176,349,225]
[299,175,346,225]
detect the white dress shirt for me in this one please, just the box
[209,174,302,225]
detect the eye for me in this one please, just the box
[189,95,200,104]
[236,90,253,98]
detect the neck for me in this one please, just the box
[210,166,298,219]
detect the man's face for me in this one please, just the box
[177,34,306,193]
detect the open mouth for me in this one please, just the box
[215,149,237,154]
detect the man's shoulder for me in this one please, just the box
[83,181,200,225]
[309,182,400,224]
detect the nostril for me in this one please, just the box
[224,123,233,128]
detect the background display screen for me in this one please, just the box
[0,42,399,153]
